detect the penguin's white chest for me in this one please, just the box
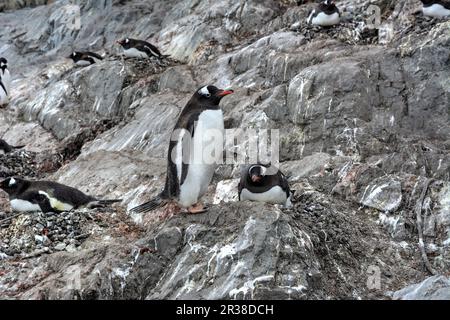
[1,69,11,93]
[10,199,41,212]
[240,186,289,206]
[0,82,8,105]
[310,12,340,26]
[178,109,224,208]
[423,4,450,18]
[76,60,92,66]
[123,48,149,59]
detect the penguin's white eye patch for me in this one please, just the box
[249,165,266,176]
[38,190,50,199]
[125,39,129,43]
[199,86,210,97]
[9,178,16,186]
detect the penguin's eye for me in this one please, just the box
[205,93,211,98]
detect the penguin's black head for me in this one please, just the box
[117,38,132,49]
[248,165,268,184]
[195,85,234,105]
[420,0,433,4]
[0,58,7,71]
[320,0,338,12]
[0,177,27,196]
[68,52,81,61]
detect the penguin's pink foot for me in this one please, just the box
[187,203,208,214]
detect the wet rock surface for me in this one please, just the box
[0,0,449,299]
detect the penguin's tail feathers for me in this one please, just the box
[88,199,122,208]
[12,145,26,150]
[129,196,166,214]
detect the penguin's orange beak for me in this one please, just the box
[116,40,123,45]
[251,175,262,183]
[217,89,234,97]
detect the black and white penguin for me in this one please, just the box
[0,79,9,106]
[421,0,450,18]
[238,164,294,207]
[307,0,341,26]
[0,58,9,106]
[0,57,11,94]
[130,85,234,215]
[68,51,104,66]
[0,177,122,213]
[117,38,169,60]
[0,139,25,154]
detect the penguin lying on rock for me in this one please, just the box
[68,51,104,66]
[130,85,234,215]
[117,38,169,60]
[238,164,294,207]
[0,177,122,213]
[307,0,340,27]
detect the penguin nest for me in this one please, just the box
[0,210,89,258]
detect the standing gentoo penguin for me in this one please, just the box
[0,139,25,154]
[238,164,294,207]
[0,58,11,94]
[130,85,234,215]
[0,58,9,106]
[307,0,341,26]
[68,51,104,66]
[0,177,122,213]
[0,76,8,106]
[420,0,450,18]
[117,38,169,60]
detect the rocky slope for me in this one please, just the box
[0,0,449,299]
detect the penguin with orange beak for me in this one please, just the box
[238,164,294,207]
[130,85,234,215]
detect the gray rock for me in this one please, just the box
[359,176,402,213]
[1,0,450,300]
[393,276,450,300]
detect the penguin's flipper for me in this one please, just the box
[129,196,166,214]
[12,145,26,150]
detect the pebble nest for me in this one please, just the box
[0,210,90,258]
[0,151,40,178]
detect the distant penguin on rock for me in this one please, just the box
[0,76,9,107]
[0,58,9,106]
[238,164,294,207]
[0,139,25,155]
[117,38,169,60]
[68,51,104,66]
[307,0,341,27]
[0,177,122,213]
[420,0,450,18]
[0,58,11,94]
[130,85,234,215]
